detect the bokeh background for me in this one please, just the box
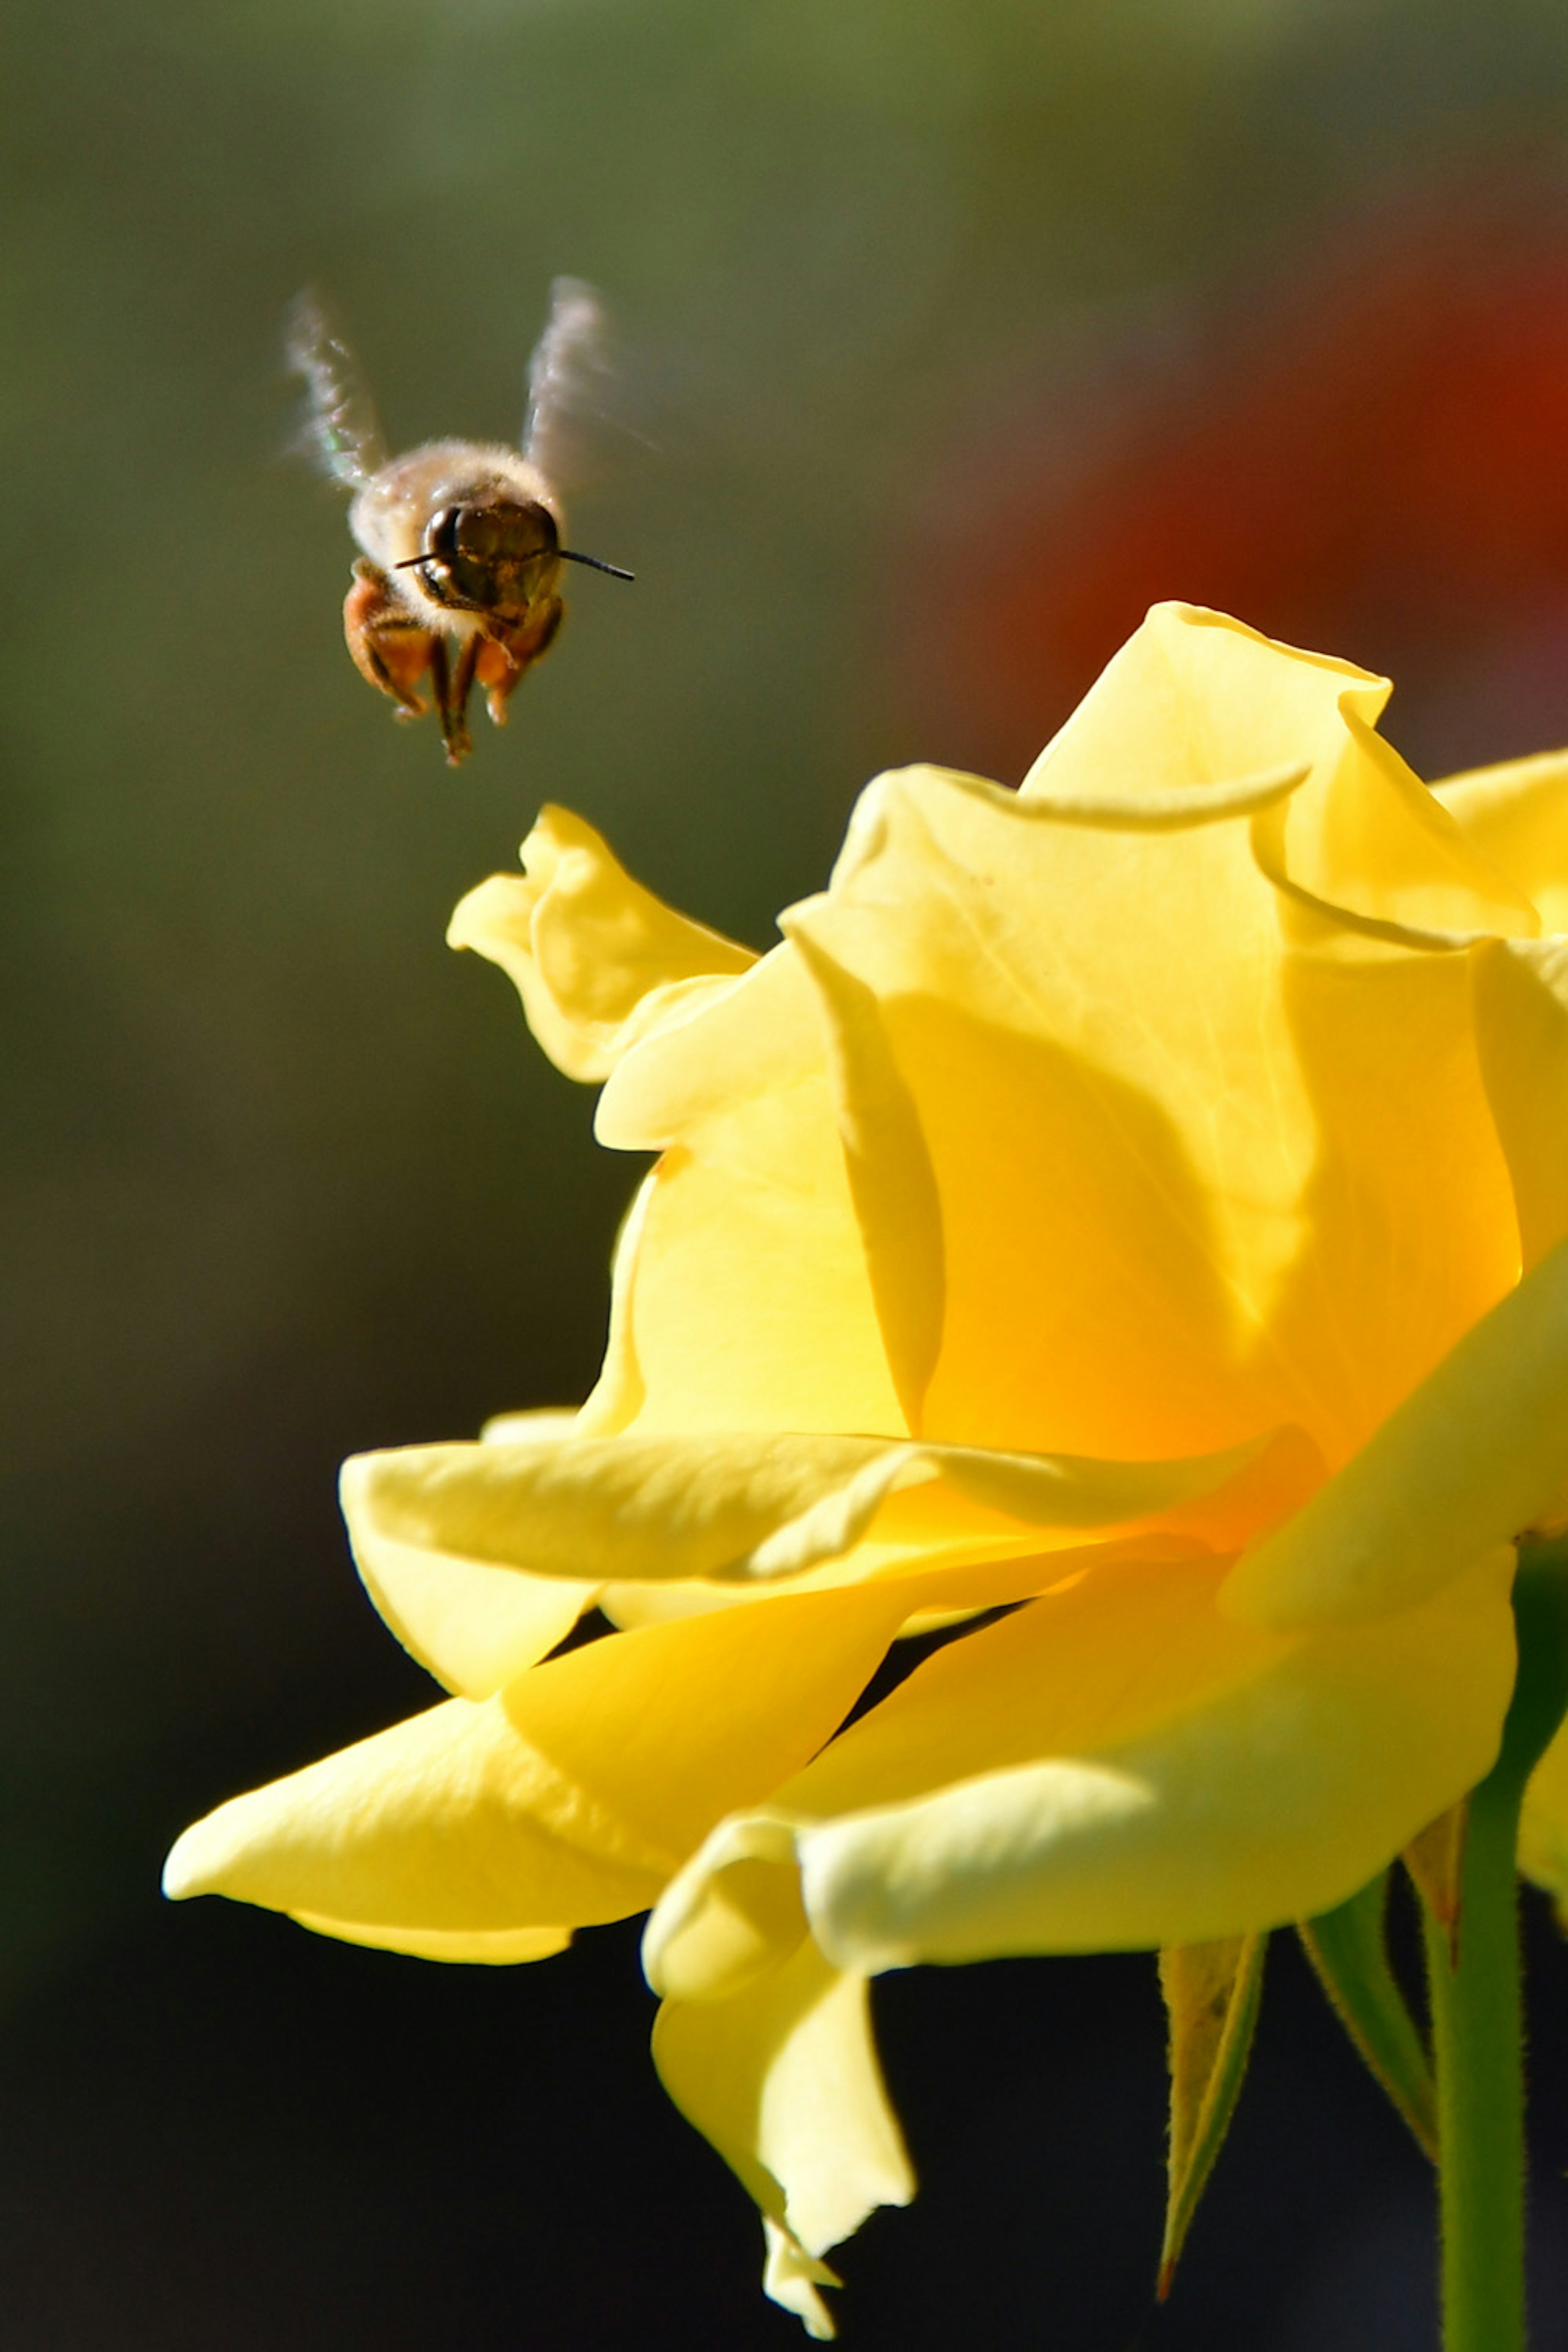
[9,0,1568,2343]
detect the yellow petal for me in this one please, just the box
[808,1554,1513,1961]
[164,1581,909,1944]
[592,946,907,1437]
[785,928,945,1430]
[1256,923,1516,1461]
[645,1813,812,2002]
[1024,605,1536,939]
[291,1913,571,1963]
[1470,936,1568,1269]
[1020,604,1375,802]
[447,803,754,1082]
[342,1422,1296,1601]
[163,1694,676,1935]
[344,1407,597,1704]
[575,1175,651,1437]
[1434,750,1568,931]
[1248,797,1501,954]
[478,1408,582,1444]
[592,1524,1194,1638]
[791,763,1291,1457]
[652,1936,912,2323]
[1223,1234,1568,1627]
[345,1475,594,1704]
[762,2221,842,2343]
[789,756,1513,1470]
[647,1547,1514,1971]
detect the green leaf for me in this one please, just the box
[1156,1931,1267,2298]
[1298,1870,1437,2160]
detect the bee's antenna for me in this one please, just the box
[558,548,636,581]
[392,547,634,581]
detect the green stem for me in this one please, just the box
[1423,1541,1568,2352]
[1423,1773,1527,2348]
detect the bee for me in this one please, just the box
[287,278,634,766]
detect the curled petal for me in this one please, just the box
[762,2223,842,2344]
[652,1936,913,2338]
[646,1813,812,2003]
[448,803,753,1082]
[1024,604,1535,939]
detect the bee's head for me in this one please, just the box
[411,497,560,617]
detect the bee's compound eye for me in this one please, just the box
[423,506,461,562]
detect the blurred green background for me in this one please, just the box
[9,0,1568,2343]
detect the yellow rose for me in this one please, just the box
[165,604,1568,2338]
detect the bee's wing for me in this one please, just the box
[523,276,643,495]
[285,287,390,489]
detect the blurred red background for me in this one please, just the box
[907,176,1568,784]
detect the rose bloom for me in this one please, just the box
[167,605,1568,2335]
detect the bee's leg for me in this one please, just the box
[428,637,473,768]
[477,598,563,727]
[451,632,481,747]
[344,559,432,719]
[474,636,521,726]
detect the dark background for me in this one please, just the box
[8,0,1568,2341]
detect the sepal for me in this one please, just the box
[1298,1871,1437,2160]
[1156,1931,1267,2297]
[1403,1803,1468,1971]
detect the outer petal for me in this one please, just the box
[163,1582,909,1951]
[788,758,1514,1468]
[652,1938,912,2339]
[586,946,907,1438]
[341,1423,1308,1609]
[447,803,754,1082]
[644,1548,1515,1973]
[1223,1231,1568,1627]
[163,1690,675,1936]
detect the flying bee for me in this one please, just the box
[287,278,634,766]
